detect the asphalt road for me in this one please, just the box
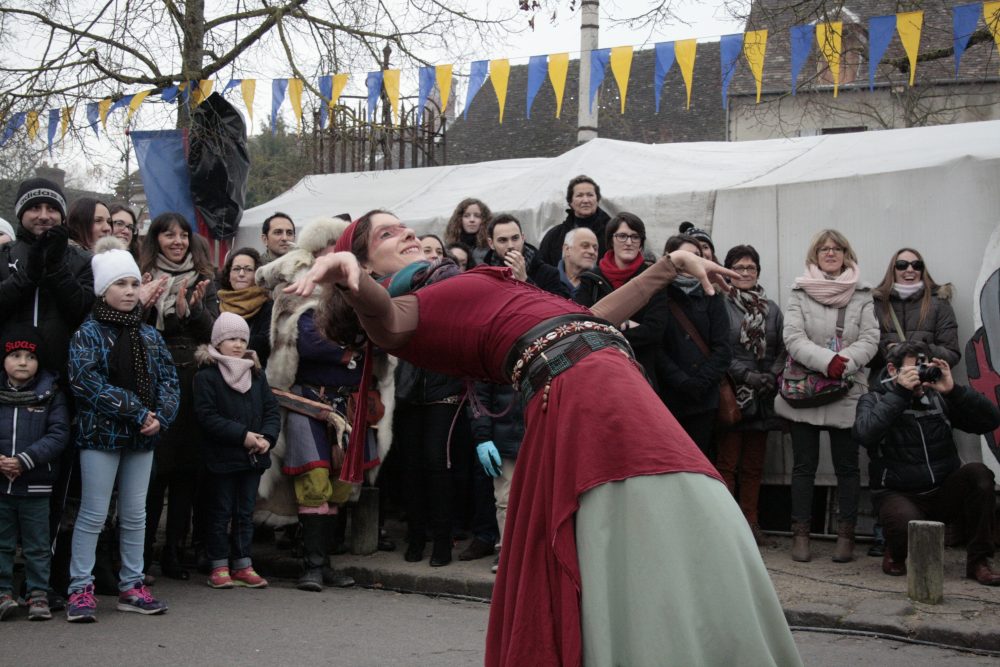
[2,579,996,666]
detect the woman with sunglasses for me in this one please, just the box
[872,249,959,371]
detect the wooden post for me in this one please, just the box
[907,520,944,604]
[350,486,379,555]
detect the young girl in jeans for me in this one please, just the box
[193,313,280,588]
[66,239,180,622]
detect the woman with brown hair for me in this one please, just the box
[443,198,491,264]
[108,203,142,259]
[66,197,112,253]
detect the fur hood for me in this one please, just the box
[194,343,261,371]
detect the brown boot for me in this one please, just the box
[832,521,855,563]
[791,521,811,562]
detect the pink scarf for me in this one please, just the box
[207,346,258,393]
[795,262,860,308]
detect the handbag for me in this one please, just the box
[667,301,742,426]
[779,306,852,408]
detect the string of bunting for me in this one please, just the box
[3,2,1000,152]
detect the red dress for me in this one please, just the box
[391,267,721,666]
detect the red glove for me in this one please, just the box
[827,355,848,379]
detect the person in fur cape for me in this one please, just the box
[254,216,396,591]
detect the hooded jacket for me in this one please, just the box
[537,207,612,267]
[0,368,70,497]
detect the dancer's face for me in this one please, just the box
[363,213,422,276]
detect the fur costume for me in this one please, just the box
[253,217,396,526]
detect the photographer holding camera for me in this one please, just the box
[854,341,1000,585]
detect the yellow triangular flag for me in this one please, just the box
[331,73,349,110]
[489,59,510,123]
[98,98,112,128]
[609,46,634,114]
[896,11,923,87]
[26,111,39,141]
[126,90,151,124]
[985,2,1000,73]
[675,40,697,109]
[288,78,304,131]
[817,22,842,97]
[191,80,214,106]
[743,30,768,103]
[548,53,569,118]
[241,80,256,125]
[436,64,453,114]
[383,70,401,125]
[60,107,72,139]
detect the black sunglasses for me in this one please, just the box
[894,259,924,271]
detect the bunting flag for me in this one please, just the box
[109,94,133,115]
[271,79,288,135]
[87,102,100,137]
[331,73,349,107]
[47,108,59,155]
[609,46,633,114]
[191,80,214,106]
[127,90,151,124]
[743,29,768,103]
[490,59,510,123]
[589,48,610,112]
[383,69,401,125]
[365,71,383,121]
[98,98,113,128]
[178,81,191,104]
[60,107,71,139]
[161,85,180,103]
[238,80,255,127]
[789,24,813,95]
[868,15,896,90]
[417,66,435,125]
[223,79,241,93]
[954,3,981,75]
[0,112,27,147]
[436,64,453,114]
[26,111,39,141]
[675,39,697,109]
[817,22,843,97]
[986,2,1000,72]
[288,78,304,130]
[318,75,334,128]
[653,41,676,113]
[897,11,924,87]
[526,55,547,119]
[548,53,569,118]
[720,33,743,108]
[465,60,488,120]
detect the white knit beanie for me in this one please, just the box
[211,311,250,347]
[0,217,14,240]
[91,237,141,296]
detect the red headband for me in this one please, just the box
[333,218,362,254]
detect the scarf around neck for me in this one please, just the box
[795,263,860,308]
[153,253,198,330]
[208,345,257,393]
[729,285,769,359]
[672,274,704,297]
[219,285,269,319]
[893,282,924,300]
[598,250,643,289]
[93,300,155,409]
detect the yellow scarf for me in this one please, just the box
[218,286,269,319]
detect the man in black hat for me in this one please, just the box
[0,177,95,375]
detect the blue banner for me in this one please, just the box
[109,94,133,115]
[589,48,610,112]
[0,112,26,147]
[720,34,743,108]
[318,75,333,128]
[130,129,197,225]
[465,60,488,120]
[868,15,896,90]
[365,71,383,121]
[526,55,547,118]
[417,66,435,125]
[790,24,813,95]
[223,79,241,93]
[653,42,676,113]
[271,79,288,135]
[953,3,982,75]
[47,109,59,156]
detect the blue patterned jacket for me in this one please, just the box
[68,316,181,451]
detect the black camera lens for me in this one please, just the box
[917,363,942,383]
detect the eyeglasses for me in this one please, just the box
[613,232,642,244]
[894,259,924,271]
[818,246,845,255]
[112,220,136,233]
[731,264,758,274]
[230,266,256,274]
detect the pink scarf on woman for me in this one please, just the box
[795,262,860,308]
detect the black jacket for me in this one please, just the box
[395,360,464,404]
[247,300,274,370]
[482,243,570,299]
[0,369,70,497]
[469,383,524,460]
[575,261,669,392]
[192,355,281,474]
[0,231,95,374]
[537,208,612,267]
[656,285,733,417]
[854,375,1000,493]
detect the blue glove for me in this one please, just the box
[476,441,503,478]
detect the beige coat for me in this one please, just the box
[774,284,879,429]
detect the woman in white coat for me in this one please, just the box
[775,229,879,564]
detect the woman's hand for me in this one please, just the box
[140,274,169,309]
[667,250,740,296]
[188,279,210,309]
[175,279,190,319]
[285,251,361,297]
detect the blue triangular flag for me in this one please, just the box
[161,85,180,103]
[318,75,333,129]
[86,102,100,137]
[653,42,676,113]
[953,3,981,76]
[720,34,743,108]
[417,66,435,126]
[47,108,59,156]
[790,24,814,95]
[271,79,288,135]
[526,55,548,119]
[868,15,896,91]
[589,48,611,113]
[464,60,488,120]
[0,112,27,147]
[366,71,383,121]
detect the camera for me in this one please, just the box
[916,354,942,383]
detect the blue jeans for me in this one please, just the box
[70,448,154,593]
[205,471,261,570]
[0,495,50,595]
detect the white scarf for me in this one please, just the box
[893,282,924,299]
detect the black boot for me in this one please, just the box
[330,511,349,555]
[297,515,327,592]
[160,545,189,580]
[429,538,452,567]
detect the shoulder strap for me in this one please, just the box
[888,306,906,341]
[835,306,847,337]
[668,300,710,357]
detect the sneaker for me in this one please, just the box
[207,567,234,589]
[66,585,98,623]
[27,592,52,621]
[322,566,355,588]
[0,593,17,621]
[231,567,268,589]
[117,583,167,615]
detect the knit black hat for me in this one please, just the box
[1,325,44,361]
[679,221,715,255]
[14,177,67,223]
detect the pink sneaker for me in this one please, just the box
[207,567,234,589]
[231,567,268,588]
